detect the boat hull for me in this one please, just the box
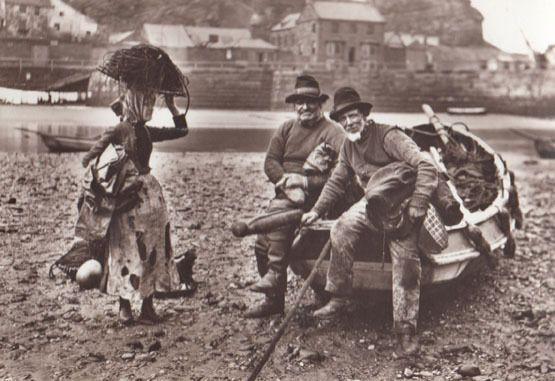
[535,140,555,159]
[290,214,511,291]
[40,134,96,153]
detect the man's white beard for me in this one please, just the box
[346,130,362,142]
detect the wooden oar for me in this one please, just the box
[247,239,331,381]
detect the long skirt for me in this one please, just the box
[106,173,180,303]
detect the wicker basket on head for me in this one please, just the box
[98,44,189,96]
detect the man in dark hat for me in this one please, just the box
[301,87,439,355]
[245,75,345,318]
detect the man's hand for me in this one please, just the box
[276,173,308,190]
[164,94,180,116]
[301,211,320,226]
[408,194,428,225]
[81,156,90,168]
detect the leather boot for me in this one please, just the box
[249,269,286,293]
[395,324,420,356]
[244,294,284,318]
[313,297,349,318]
[309,287,330,309]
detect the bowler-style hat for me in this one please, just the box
[329,87,373,122]
[285,75,329,104]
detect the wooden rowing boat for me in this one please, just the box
[510,128,555,159]
[287,105,520,292]
[18,128,98,153]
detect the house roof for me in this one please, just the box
[311,1,384,23]
[271,13,300,32]
[142,24,195,48]
[384,32,404,48]
[108,30,134,45]
[426,46,532,70]
[232,38,277,50]
[6,0,51,7]
[184,26,251,48]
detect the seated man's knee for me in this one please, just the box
[330,217,352,248]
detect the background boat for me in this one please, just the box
[17,128,97,153]
[447,106,488,115]
[510,128,555,159]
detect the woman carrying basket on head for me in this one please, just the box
[79,44,191,324]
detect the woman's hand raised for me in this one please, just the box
[164,94,180,117]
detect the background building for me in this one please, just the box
[270,1,385,71]
[0,0,51,39]
[48,0,98,41]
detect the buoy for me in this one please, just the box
[76,259,102,289]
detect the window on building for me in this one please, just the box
[350,23,357,33]
[312,41,316,55]
[35,7,40,16]
[59,11,64,16]
[361,44,370,58]
[360,43,377,58]
[20,5,27,12]
[226,49,233,60]
[326,42,334,56]
[208,34,219,43]
[332,22,339,33]
[18,20,28,35]
[325,41,344,57]
[312,23,316,33]
[367,24,374,35]
[54,23,60,31]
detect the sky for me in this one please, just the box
[470,0,555,54]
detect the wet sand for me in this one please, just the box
[0,143,553,380]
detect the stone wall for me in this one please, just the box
[271,68,555,116]
[87,67,274,110]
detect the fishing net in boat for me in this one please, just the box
[98,44,189,97]
[408,123,499,213]
[442,131,499,212]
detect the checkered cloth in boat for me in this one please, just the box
[419,204,448,254]
[365,161,448,255]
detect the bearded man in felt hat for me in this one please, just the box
[301,87,439,355]
[244,75,345,318]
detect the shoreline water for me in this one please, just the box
[1,104,555,154]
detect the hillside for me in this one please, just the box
[66,0,300,31]
[67,0,485,46]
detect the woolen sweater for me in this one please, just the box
[264,116,345,194]
[312,121,438,216]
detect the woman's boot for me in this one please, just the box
[139,295,161,324]
[119,297,133,324]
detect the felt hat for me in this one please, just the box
[329,86,373,122]
[285,75,329,104]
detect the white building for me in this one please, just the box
[48,0,97,39]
